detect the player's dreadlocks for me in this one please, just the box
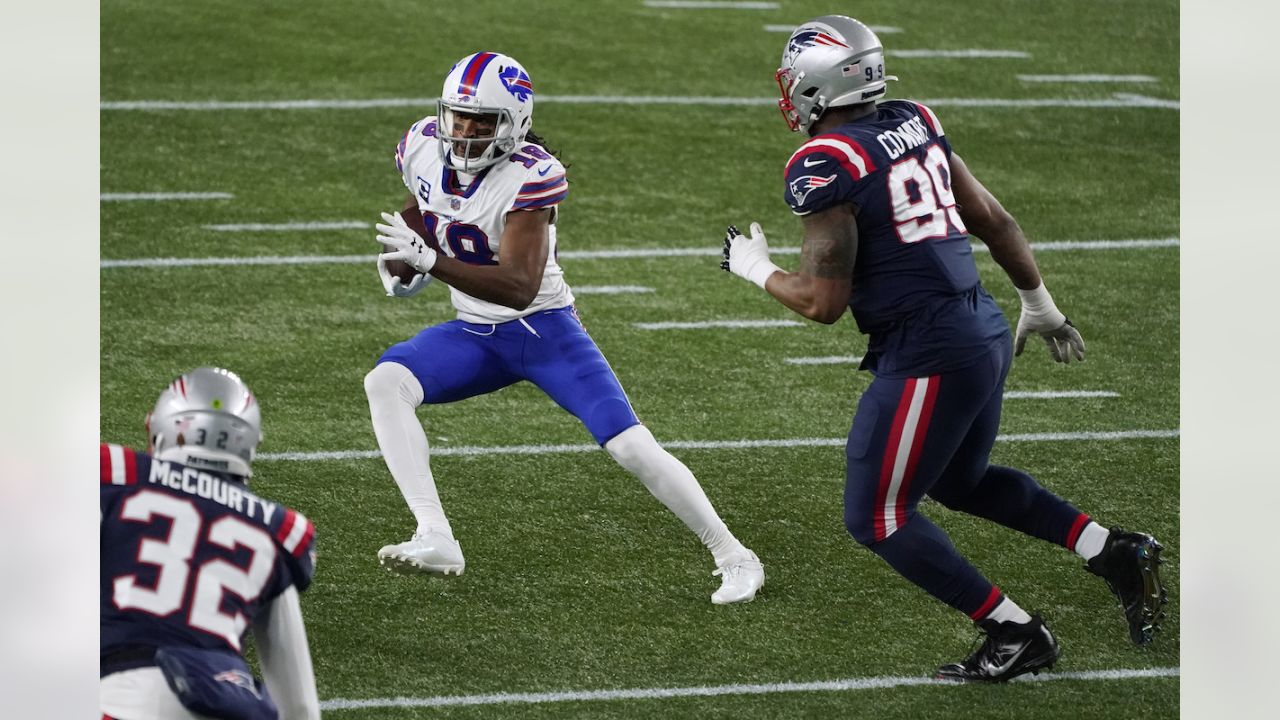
[525,129,570,169]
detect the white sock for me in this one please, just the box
[1074,522,1109,561]
[364,362,454,539]
[985,597,1033,625]
[604,425,746,565]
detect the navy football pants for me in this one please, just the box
[378,306,640,445]
[844,336,1091,619]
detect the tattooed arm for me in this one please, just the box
[761,203,857,324]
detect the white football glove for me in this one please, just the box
[375,211,438,274]
[1014,283,1086,363]
[376,253,431,298]
[721,222,782,289]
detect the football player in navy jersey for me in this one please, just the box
[365,52,763,604]
[100,368,320,719]
[722,15,1167,681]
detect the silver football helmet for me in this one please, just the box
[776,16,897,133]
[145,367,262,477]
[437,51,535,172]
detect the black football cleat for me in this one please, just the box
[936,615,1061,683]
[1085,528,1168,646]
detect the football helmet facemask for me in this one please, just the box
[145,367,262,478]
[437,51,534,172]
[776,15,897,133]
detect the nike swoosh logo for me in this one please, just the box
[803,157,824,168]
[537,165,552,176]
[980,644,1027,675]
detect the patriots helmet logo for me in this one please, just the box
[214,669,262,699]
[499,65,533,102]
[785,28,851,64]
[790,173,837,206]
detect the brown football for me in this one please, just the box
[382,244,418,284]
[383,208,432,282]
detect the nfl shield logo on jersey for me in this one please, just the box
[449,197,462,211]
[790,174,836,205]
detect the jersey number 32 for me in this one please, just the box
[111,490,277,651]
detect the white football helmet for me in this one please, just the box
[145,367,262,478]
[437,51,535,172]
[776,16,897,133]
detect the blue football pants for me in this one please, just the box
[377,306,640,446]
[843,336,1091,619]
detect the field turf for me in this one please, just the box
[101,1,1179,717]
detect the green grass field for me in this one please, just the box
[101,1,1179,717]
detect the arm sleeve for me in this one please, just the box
[509,158,568,213]
[253,586,321,720]
[783,149,859,216]
[397,117,439,191]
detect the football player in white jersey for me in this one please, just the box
[364,51,763,604]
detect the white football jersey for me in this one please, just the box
[395,115,574,324]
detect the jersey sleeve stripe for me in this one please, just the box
[813,135,878,172]
[395,138,407,173]
[518,175,566,194]
[275,509,296,547]
[277,509,314,557]
[123,447,138,484]
[516,181,569,201]
[109,444,125,484]
[512,189,567,210]
[294,518,316,558]
[786,136,876,179]
[913,102,944,136]
[102,444,138,485]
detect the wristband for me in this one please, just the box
[744,257,782,289]
[1016,281,1056,314]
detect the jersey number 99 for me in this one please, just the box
[888,144,966,244]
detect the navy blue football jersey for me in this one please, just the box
[100,444,316,662]
[783,100,1009,376]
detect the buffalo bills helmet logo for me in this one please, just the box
[785,28,851,64]
[499,65,533,102]
[789,173,837,206]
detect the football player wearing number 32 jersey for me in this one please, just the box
[100,368,319,719]
[721,16,1169,680]
[365,52,763,604]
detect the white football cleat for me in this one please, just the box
[377,531,465,576]
[711,550,764,605]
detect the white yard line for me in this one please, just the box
[1018,74,1156,83]
[100,93,1177,111]
[100,238,1180,269]
[319,666,1179,711]
[257,429,1179,462]
[1004,390,1119,399]
[644,0,778,7]
[785,356,863,365]
[764,24,902,33]
[776,369,1120,400]
[573,285,654,295]
[204,221,369,232]
[635,320,803,330]
[891,49,1028,58]
[101,192,234,202]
